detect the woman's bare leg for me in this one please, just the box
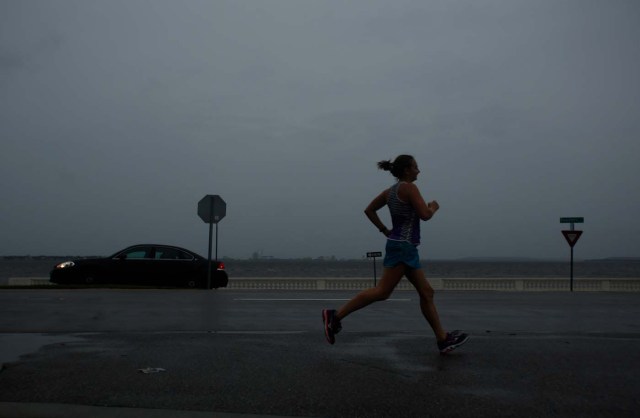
[336,264,405,320]
[405,268,447,341]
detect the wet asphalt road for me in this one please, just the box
[0,289,639,417]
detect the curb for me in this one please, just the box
[0,402,300,418]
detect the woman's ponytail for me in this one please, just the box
[377,155,414,179]
[377,160,393,171]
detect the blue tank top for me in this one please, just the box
[387,182,421,245]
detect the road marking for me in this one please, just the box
[212,330,307,335]
[234,298,412,302]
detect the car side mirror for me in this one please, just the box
[118,254,127,260]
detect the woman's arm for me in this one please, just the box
[364,190,390,236]
[402,183,439,221]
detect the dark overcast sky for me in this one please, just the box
[1,0,639,259]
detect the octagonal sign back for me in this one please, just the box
[198,195,226,224]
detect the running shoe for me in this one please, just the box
[437,331,469,354]
[322,309,342,344]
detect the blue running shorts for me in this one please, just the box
[383,240,421,270]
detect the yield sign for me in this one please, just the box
[562,230,583,248]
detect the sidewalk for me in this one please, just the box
[0,402,296,418]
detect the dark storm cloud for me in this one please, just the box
[1,0,639,259]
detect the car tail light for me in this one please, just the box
[217,262,225,270]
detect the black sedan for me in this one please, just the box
[50,244,228,289]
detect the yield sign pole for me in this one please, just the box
[560,217,584,292]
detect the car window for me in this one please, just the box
[155,248,193,260]
[121,247,152,259]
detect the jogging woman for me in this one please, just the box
[322,155,469,354]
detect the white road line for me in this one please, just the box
[212,330,307,335]
[234,298,412,302]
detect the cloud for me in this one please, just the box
[1,0,639,259]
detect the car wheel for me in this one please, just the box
[186,278,198,288]
[84,275,96,285]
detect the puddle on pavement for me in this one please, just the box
[0,333,84,366]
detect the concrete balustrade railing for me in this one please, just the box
[226,277,640,291]
[6,277,640,291]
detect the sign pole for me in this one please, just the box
[366,252,382,287]
[560,217,584,293]
[373,255,377,286]
[569,220,574,292]
[570,246,574,292]
[215,222,219,261]
[207,221,213,289]
[198,195,227,290]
